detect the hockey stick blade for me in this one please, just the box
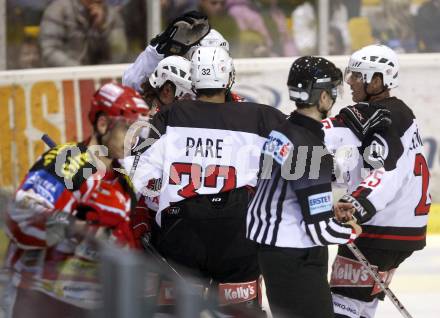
[347,243,413,318]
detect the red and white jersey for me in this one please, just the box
[124,100,286,226]
[4,142,136,308]
[323,97,430,251]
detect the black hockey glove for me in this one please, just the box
[150,11,210,56]
[338,104,392,140]
[339,194,376,224]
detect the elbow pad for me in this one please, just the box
[339,194,376,224]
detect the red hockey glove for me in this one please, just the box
[130,197,155,249]
[111,220,138,248]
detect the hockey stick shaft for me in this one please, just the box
[140,235,186,282]
[347,243,413,318]
[129,152,141,179]
[42,134,56,148]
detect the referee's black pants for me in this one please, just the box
[258,245,334,318]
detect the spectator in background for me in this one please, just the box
[328,26,345,55]
[330,0,350,54]
[373,0,417,53]
[258,0,297,56]
[342,0,361,19]
[162,0,198,23]
[225,0,276,57]
[291,0,350,55]
[39,0,128,67]
[237,30,271,57]
[197,0,240,56]
[123,0,147,60]
[415,0,440,52]
[292,1,317,55]
[18,36,41,69]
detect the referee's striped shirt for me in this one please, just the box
[246,112,356,248]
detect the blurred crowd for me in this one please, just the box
[5,0,440,69]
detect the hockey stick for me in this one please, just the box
[347,243,413,318]
[42,134,56,148]
[129,151,141,179]
[140,235,186,282]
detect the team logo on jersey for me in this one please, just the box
[365,133,389,167]
[167,206,181,215]
[308,192,333,215]
[263,131,293,165]
[21,170,65,204]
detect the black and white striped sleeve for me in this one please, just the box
[303,217,356,246]
[295,184,356,246]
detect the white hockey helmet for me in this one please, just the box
[345,44,399,89]
[191,46,235,90]
[149,56,193,99]
[185,29,230,59]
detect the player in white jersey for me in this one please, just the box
[122,11,209,94]
[130,29,239,255]
[247,56,366,318]
[122,10,238,112]
[323,45,431,318]
[125,46,286,316]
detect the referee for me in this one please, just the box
[246,56,362,318]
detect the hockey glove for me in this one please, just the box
[150,11,210,56]
[338,104,392,140]
[111,220,138,248]
[75,181,131,228]
[46,211,75,246]
[130,197,155,249]
[339,194,377,224]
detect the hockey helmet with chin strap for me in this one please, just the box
[287,56,343,106]
[191,46,235,91]
[345,44,399,89]
[149,55,194,99]
[89,82,149,125]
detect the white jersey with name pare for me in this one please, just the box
[124,100,286,226]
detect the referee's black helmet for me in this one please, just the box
[287,56,342,107]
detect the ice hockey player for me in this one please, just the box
[122,11,244,108]
[132,32,246,252]
[3,83,148,317]
[247,56,365,318]
[145,55,194,116]
[122,11,210,98]
[324,44,431,318]
[124,46,286,316]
